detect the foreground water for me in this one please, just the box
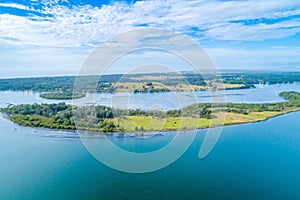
[1,111,300,199]
[1,84,300,199]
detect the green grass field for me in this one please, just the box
[115,108,300,132]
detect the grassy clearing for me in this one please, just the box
[116,116,211,132]
[113,81,247,92]
[115,108,300,132]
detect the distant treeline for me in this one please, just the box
[0,73,206,92]
[222,72,300,85]
[2,72,298,93]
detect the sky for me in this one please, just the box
[0,0,300,78]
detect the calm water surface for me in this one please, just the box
[1,83,300,109]
[1,84,300,199]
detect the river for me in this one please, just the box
[1,84,300,199]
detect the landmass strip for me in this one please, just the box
[1,91,299,133]
[1,72,300,99]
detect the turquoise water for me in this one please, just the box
[1,112,300,199]
[1,84,300,199]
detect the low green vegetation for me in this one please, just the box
[1,91,300,133]
[40,92,86,100]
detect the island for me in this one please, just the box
[40,92,86,100]
[1,91,300,133]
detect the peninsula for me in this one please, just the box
[1,91,300,133]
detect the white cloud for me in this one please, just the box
[0,0,300,48]
[204,20,300,41]
[1,0,300,76]
[0,3,31,10]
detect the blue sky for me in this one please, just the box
[0,0,300,78]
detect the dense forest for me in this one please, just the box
[222,72,300,85]
[1,91,300,133]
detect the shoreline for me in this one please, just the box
[0,84,256,101]
[2,90,300,135]
[2,109,299,136]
